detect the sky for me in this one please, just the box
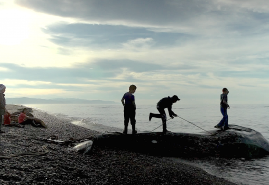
[1,0,269,104]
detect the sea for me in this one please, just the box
[24,103,269,185]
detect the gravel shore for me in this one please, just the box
[0,104,238,185]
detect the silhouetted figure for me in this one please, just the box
[121,85,137,134]
[149,95,180,134]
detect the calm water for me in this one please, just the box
[25,103,269,185]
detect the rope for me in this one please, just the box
[151,118,172,132]
[151,116,214,135]
[177,116,213,135]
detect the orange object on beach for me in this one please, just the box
[4,113,11,125]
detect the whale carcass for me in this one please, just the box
[74,125,269,158]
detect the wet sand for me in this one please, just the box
[0,104,238,185]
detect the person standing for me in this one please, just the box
[215,88,230,130]
[0,84,7,133]
[149,95,180,134]
[121,85,137,134]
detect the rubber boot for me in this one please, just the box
[149,113,152,121]
[162,121,167,134]
[150,113,162,119]
[132,124,137,134]
[123,125,128,134]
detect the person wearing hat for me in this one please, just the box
[149,95,180,134]
[0,84,7,133]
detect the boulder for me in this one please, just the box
[89,125,269,158]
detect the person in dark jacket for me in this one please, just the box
[121,85,137,134]
[149,95,180,134]
[0,84,7,133]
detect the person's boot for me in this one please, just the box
[149,113,153,121]
[132,125,137,134]
[214,124,220,128]
[162,122,167,134]
[123,125,128,134]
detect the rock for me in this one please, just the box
[90,125,269,158]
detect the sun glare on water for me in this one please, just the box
[0,8,32,45]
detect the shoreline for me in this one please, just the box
[0,104,238,185]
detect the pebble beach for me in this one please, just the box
[0,104,238,185]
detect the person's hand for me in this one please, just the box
[227,104,230,109]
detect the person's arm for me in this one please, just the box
[121,97,125,106]
[168,105,176,118]
[23,114,28,121]
[222,94,230,108]
[132,101,136,110]
[26,115,35,120]
[225,98,230,108]
[132,95,136,109]
[222,100,229,106]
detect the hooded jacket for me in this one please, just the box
[157,96,176,117]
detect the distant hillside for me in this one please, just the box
[7,97,116,104]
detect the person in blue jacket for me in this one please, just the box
[149,95,180,134]
[215,88,230,130]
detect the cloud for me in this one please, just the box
[216,0,269,13]
[1,0,268,104]
[122,38,154,50]
[0,67,10,71]
[43,23,183,49]
[13,1,269,72]
[2,79,51,87]
[7,88,66,97]
[16,0,269,37]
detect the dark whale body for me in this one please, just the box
[79,125,269,158]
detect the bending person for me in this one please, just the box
[149,95,180,134]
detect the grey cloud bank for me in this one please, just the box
[16,0,269,35]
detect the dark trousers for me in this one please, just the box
[124,107,136,128]
[20,119,39,127]
[151,108,167,131]
[217,107,228,128]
